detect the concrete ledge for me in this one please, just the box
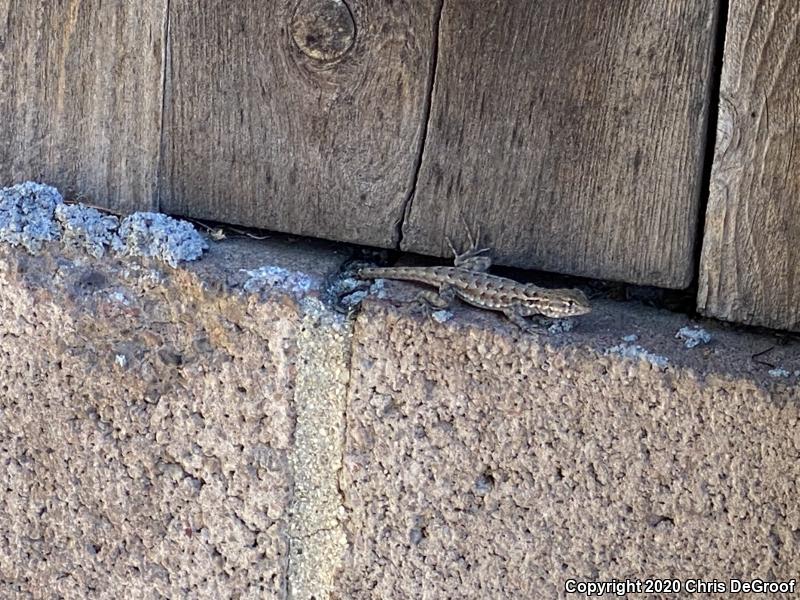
[0,237,349,599]
[1,236,798,599]
[344,300,799,598]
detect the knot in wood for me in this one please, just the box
[290,0,355,62]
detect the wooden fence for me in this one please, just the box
[0,1,798,331]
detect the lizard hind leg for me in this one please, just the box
[418,285,456,308]
[447,219,492,272]
[411,285,456,318]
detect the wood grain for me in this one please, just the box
[698,0,800,331]
[160,0,437,247]
[0,0,165,212]
[403,0,719,288]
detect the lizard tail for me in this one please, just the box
[356,266,446,287]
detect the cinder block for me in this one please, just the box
[340,296,800,598]
[0,236,350,600]
[1,231,798,599]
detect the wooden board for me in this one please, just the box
[0,1,165,212]
[160,0,437,247]
[403,1,719,288]
[698,0,800,331]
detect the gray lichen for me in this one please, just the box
[675,326,712,349]
[606,343,669,369]
[242,265,314,297]
[55,203,120,259]
[113,212,208,268]
[1,182,208,267]
[0,182,63,253]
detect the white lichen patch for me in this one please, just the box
[431,310,454,323]
[242,265,314,297]
[338,288,368,309]
[622,334,639,343]
[365,278,387,299]
[548,318,576,334]
[1,181,208,267]
[768,368,790,378]
[606,343,669,369]
[107,290,130,305]
[55,203,120,258]
[676,326,712,349]
[114,212,208,268]
[0,182,63,253]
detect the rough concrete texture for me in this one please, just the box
[1,229,799,599]
[0,236,349,599]
[340,296,800,599]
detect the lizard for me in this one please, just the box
[353,225,591,331]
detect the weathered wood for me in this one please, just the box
[160,0,436,247]
[698,1,800,331]
[0,1,165,212]
[403,1,719,288]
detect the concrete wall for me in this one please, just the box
[1,235,798,599]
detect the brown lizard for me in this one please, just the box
[354,227,590,330]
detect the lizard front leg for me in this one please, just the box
[501,304,543,333]
[414,284,456,312]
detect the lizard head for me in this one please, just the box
[527,286,591,318]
